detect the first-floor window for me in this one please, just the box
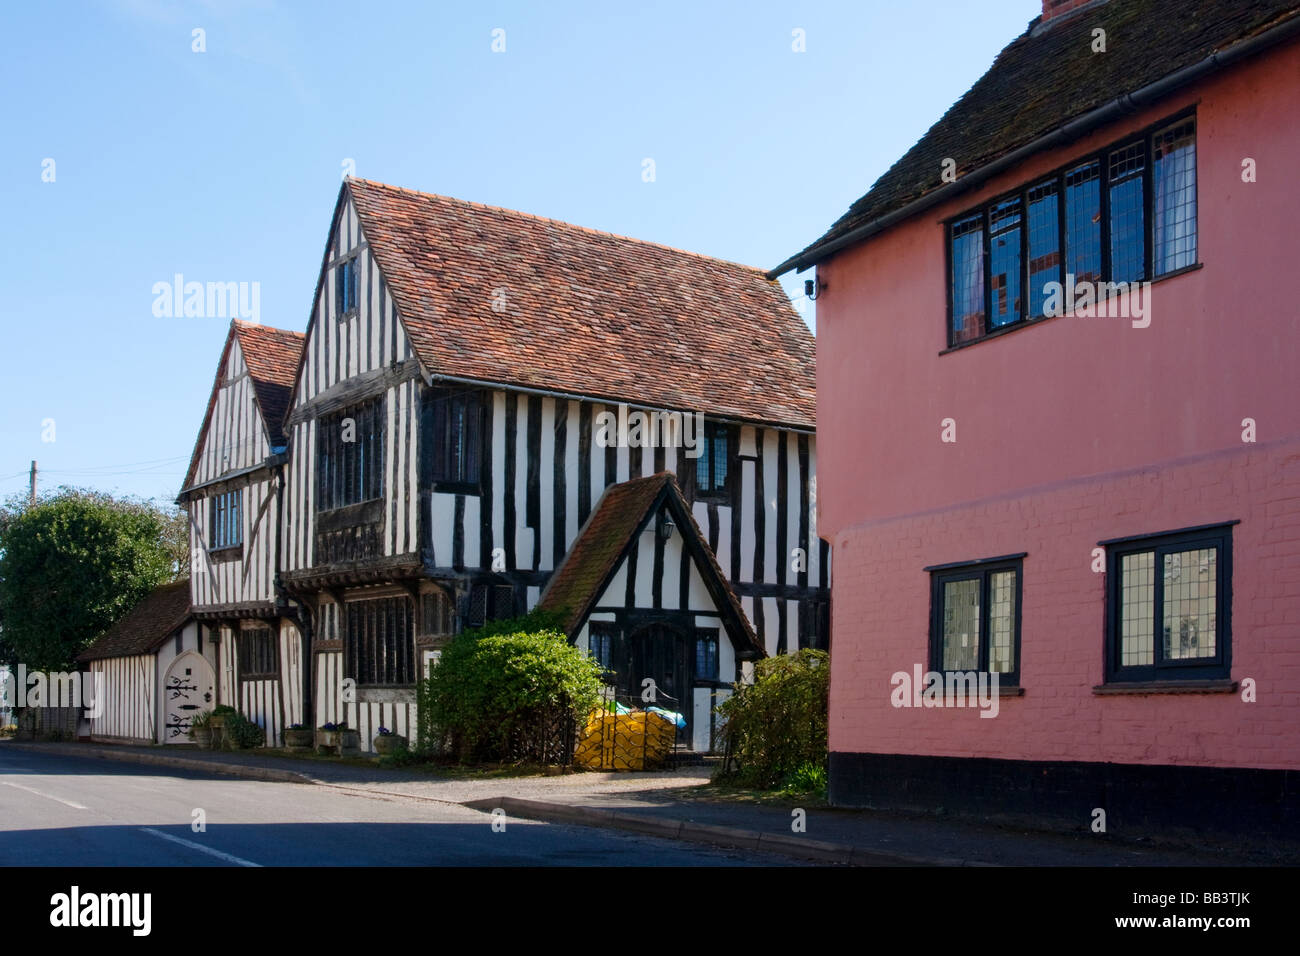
[209,489,242,550]
[1105,524,1231,682]
[426,387,484,490]
[238,627,278,679]
[344,595,415,686]
[694,421,732,501]
[318,397,384,511]
[929,556,1022,685]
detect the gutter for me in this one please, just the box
[768,12,1300,278]
[424,371,817,435]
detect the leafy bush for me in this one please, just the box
[416,610,603,763]
[0,725,16,738]
[716,648,829,789]
[222,712,265,750]
[0,489,181,670]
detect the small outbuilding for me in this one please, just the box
[78,581,212,745]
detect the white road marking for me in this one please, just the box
[0,780,88,809]
[138,827,261,867]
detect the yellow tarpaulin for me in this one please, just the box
[575,709,676,770]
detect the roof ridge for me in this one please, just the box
[346,177,773,277]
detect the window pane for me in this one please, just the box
[1026,181,1060,318]
[1163,547,1217,660]
[1120,551,1155,666]
[941,578,980,671]
[950,215,985,343]
[988,570,1016,673]
[695,441,710,489]
[1065,160,1102,285]
[712,430,728,489]
[695,636,718,680]
[1108,143,1145,283]
[988,198,1022,328]
[1153,121,1197,275]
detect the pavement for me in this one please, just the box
[4,739,1292,866]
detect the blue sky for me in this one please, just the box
[0,0,1038,505]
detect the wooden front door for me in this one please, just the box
[621,623,691,746]
[162,651,215,744]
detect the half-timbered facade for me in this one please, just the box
[280,179,825,751]
[177,320,307,746]
[78,581,212,746]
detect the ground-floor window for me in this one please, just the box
[344,595,415,686]
[928,554,1023,685]
[238,626,278,679]
[1103,523,1232,682]
[467,583,515,628]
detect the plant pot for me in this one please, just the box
[208,715,227,750]
[338,730,361,755]
[190,728,212,749]
[373,733,407,755]
[283,727,313,751]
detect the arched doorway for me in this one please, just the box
[619,623,692,746]
[162,651,215,744]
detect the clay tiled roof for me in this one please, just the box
[539,475,667,634]
[346,179,816,430]
[776,0,1300,274]
[233,321,305,449]
[538,473,761,657]
[78,581,191,662]
[180,321,305,493]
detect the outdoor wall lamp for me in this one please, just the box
[658,516,675,541]
[805,276,825,300]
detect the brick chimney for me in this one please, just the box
[1041,0,1105,25]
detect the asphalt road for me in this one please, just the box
[0,746,798,866]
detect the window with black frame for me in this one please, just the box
[946,114,1197,347]
[467,583,516,629]
[694,629,719,681]
[317,397,384,512]
[209,488,242,550]
[588,622,618,673]
[336,256,358,316]
[693,420,731,501]
[344,595,415,687]
[426,387,484,491]
[1104,524,1231,683]
[929,556,1022,685]
[237,627,278,679]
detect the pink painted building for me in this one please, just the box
[773,0,1300,834]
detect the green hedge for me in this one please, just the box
[415,610,603,763]
[716,648,829,789]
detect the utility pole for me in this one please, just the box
[28,460,36,507]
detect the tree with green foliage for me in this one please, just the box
[0,488,186,671]
[716,648,830,790]
[416,609,603,763]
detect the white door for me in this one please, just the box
[162,651,216,744]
